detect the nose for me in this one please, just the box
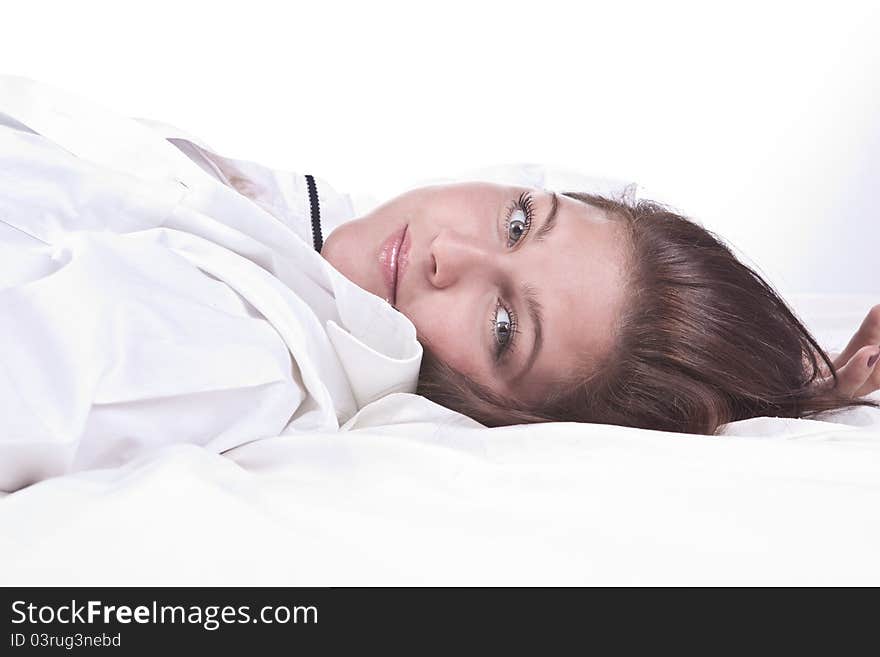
[427,228,495,289]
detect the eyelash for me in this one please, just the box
[489,299,519,363]
[504,191,535,247]
[489,192,534,361]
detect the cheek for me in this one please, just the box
[405,296,485,379]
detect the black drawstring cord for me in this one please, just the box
[304,174,323,253]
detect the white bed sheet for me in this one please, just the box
[1,293,878,586]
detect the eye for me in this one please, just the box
[505,191,535,247]
[490,299,518,361]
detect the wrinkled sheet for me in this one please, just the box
[0,83,423,492]
[1,294,878,585]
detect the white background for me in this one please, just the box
[2,0,877,297]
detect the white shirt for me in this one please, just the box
[0,76,422,491]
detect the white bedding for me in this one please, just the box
[1,293,878,586]
[0,77,877,586]
[0,76,424,492]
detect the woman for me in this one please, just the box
[322,183,880,433]
[0,76,877,491]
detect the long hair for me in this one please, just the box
[416,191,880,434]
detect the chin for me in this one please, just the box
[320,228,353,272]
[320,231,375,294]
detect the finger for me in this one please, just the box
[855,346,880,398]
[833,304,880,369]
[834,345,880,397]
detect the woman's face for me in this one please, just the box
[321,182,629,404]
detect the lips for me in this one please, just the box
[378,224,410,307]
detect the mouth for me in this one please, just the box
[379,224,410,307]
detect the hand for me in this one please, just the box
[816,304,880,398]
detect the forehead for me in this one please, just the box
[502,191,629,400]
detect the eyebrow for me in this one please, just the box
[533,190,559,241]
[514,284,544,383]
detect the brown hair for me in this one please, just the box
[416,191,880,434]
